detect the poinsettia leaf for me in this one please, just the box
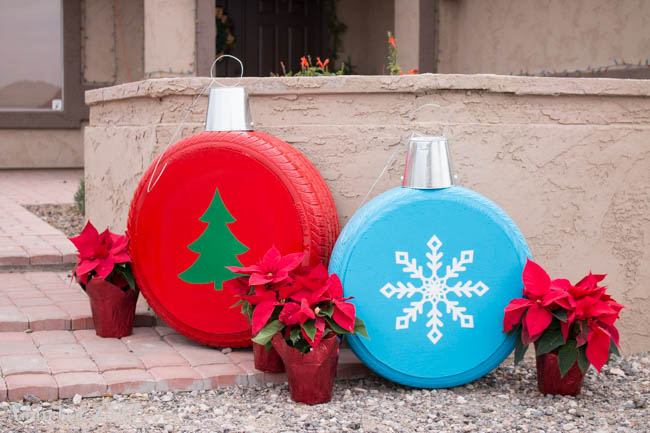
[251,301,278,335]
[325,316,350,335]
[292,337,311,354]
[506,323,521,337]
[535,326,565,356]
[558,340,578,378]
[514,334,528,364]
[354,317,369,338]
[115,266,136,290]
[577,345,589,373]
[290,326,301,344]
[609,339,621,357]
[231,300,244,308]
[551,309,567,323]
[317,304,334,318]
[302,319,317,341]
[251,319,284,346]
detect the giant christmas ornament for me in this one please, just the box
[329,132,530,388]
[128,84,339,347]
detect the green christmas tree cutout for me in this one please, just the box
[178,187,248,290]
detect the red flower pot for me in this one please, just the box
[272,334,339,405]
[253,343,285,373]
[85,279,139,338]
[536,350,585,396]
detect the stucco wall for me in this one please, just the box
[143,0,195,78]
[0,0,144,169]
[338,0,394,74]
[0,129,83,168]
[438,0,650,75]
[85,74,650,354]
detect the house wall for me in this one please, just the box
[143,0,196,78]
[85,74,650,354]
[0,0,144,169]
[438,0,650,75]
[338,0,394,74]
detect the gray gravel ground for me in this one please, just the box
[1,352,648,433]
[24,203,84,238]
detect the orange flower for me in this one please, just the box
[407,69,419,75]
[388,36,396,49]
[316,57,330,69]
[300,56,309,68]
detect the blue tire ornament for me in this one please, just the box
[329,136,530,388]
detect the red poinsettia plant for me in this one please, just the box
[69,221,136,291]
[503,259,624,375]
[224,246,368,353]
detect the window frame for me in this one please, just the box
[0,0,84,129]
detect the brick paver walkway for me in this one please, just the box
[0,169,81,205]
[0,271,369,402]
[0,169,82,267]
[0,272,154,332]
[0,169,370,402]
[0,326,368,402]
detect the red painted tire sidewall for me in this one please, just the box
[128,131,339,347]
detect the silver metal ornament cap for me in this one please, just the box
[402,135,455,189]
[205,87,253,131]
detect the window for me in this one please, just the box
[0,0,83,128]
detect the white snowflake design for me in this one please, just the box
[380,234,489,344]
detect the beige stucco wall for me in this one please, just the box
[0,0,144,169]
[438,0,650,74]
[144,0,196,78]
[85,74,650,354]
[84,0,144,84]
[0,129,83,168]
[339,0,394,74]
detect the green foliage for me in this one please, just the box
[113,262,136,291]
[272,55,345,77]
[386,31,402,75]
[558,340,578,377]
[74,178,85,216]
[251,320,285,346]
[353,317,369,338]
[535,321,565,356]
[514,333,528,364]
[577,345,589,373]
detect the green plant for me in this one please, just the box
[503,259,624,375]
[272,56,345,77]
[75,178,85,216]
[69,221,136,292]
[386,31,418,76]
[224,246,368,354]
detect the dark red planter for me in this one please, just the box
[85,279,139,338]
[272,334,339,405]
[253,343,285,373]
[536,350,585,396]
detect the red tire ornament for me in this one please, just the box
[127,87,339,348]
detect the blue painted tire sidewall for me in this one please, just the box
[329,186,530,388]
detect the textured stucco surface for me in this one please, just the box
[438,0,650,75]
[85,74,650,353]
[0,128,83,168]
